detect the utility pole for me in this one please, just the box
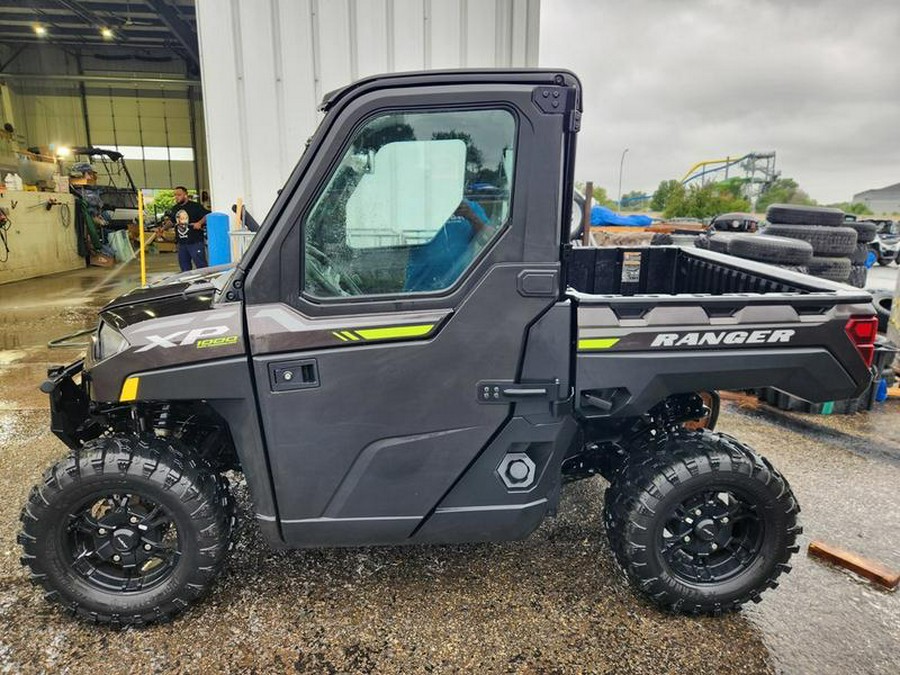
[618,147,629,212]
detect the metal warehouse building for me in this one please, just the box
[853,182,900,215]
[196,0,541,218]
[0,0,540,239]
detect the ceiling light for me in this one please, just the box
[34,25,48,36]
[55,146,71,158]
[100,27,114,39]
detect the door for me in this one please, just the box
[242,72,580,545]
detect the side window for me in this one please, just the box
[304,109,516,298]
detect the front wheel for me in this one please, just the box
[18,435,234,627]
[604,430,800,614]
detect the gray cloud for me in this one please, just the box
[540,0,900,203]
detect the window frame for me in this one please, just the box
[299,104,520,304]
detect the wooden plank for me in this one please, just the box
[581,181,592,248]
[808,540,900,589]
[718,390,759,408]
[886,386,900,399]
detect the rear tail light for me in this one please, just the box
[844,316,878,367]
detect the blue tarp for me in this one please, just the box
[590,205,653,227]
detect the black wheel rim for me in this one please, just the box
[63,492,181,593]
[659,487,764,584]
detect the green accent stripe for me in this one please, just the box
[342,331,361,341]
[332,331,349,342]
[578,337,620,351]
[355,324,435,341]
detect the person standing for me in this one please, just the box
[159,186,210,271]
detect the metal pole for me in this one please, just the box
[138,190,146,286]
[618,148,629,212]
[75,54,92,147]
[0,72,200,86]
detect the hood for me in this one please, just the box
[87,267,244,389]
[101,265,237,333]
[101,264,235,327]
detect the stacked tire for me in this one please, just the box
[695,230,813,274]
[764,204,873,287]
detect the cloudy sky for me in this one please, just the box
[540,0,900,203]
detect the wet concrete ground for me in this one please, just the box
[0,256,897,674]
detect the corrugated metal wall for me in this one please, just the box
[196,0,540,218]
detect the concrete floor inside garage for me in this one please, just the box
[0,255,897,674]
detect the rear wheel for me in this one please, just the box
[18,435,234,627]
[604,430,800,614]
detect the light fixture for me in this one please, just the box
[55,146,71,158]
[34,24,47,36]
[100,27,114,39]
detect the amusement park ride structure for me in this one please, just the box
[681,151,780,206]
[618,152,780,210]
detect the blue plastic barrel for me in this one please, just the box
[206,212,231,266]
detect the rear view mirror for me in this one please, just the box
[345,139,466,247]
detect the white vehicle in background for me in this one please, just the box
[867,220,899,266]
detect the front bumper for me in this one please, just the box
[874,241,900,256]
[40,359,95,449]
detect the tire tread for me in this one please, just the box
[604,430,800,615]
[18,435,233,627]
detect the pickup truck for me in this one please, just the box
[20,69,878,627]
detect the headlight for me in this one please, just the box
[93,322,130,361]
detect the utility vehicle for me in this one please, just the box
[21,70,878,626]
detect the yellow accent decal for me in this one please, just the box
[355,324,434,341]
[332,331,349,342]
[578,338,620,350]
[120,377,140,401]
[342,331,361,341]
[196,335,239,349]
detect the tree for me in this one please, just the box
[149,189,177,214]
[650,179,680,212]
[828,201,873,216]
[717,176,750,199]
[756,178,816,211]
[663,182,750,219]
[431,130,483,168]
[620,190,649,211]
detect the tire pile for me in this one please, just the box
[763,204,876,287]
[692,204,876,287]
[694,228,814,277]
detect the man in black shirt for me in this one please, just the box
[159,186,210,271]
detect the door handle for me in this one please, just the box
[502,387,548,397]
[268,359,319,392]
[477,380,560,403]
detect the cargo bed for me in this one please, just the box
[565,246,875,418]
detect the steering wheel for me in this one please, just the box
[306,244,362,296]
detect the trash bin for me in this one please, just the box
[206,212,231,266]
